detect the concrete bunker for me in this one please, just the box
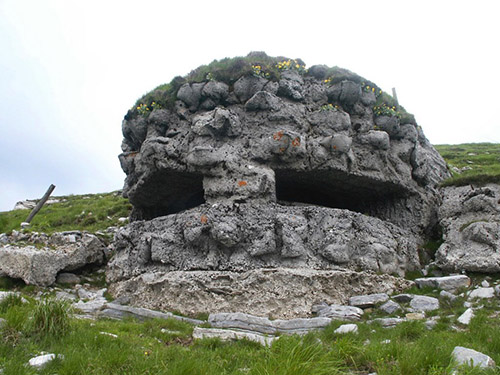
[130,170,205,220]
[274,169,406,218]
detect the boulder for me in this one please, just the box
[0,233,106,286]
[317,305,364,321]
[468,287,495,300]
[334,324,358,334]
[348,293,389,308]
[409,295,439,312]
[193,327,275,346]
[414,275,471,291]
[451,346,495,368]
[436,185,500,273]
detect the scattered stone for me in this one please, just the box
[409,295,439,312]
[425,319,438,330]
[99,331,118,338]
[73,297,107,314]
[495,285,500,296]
[381,339,391,344]
[209,312,332,335]
[334,324,358,334]
[439,290,457,301]
[468,287,495,300]
[57,272,81,285]
[379,300,401,314]
[317,304,364,321]
[348,293,389,308]
[369,318,406,328]
[193,327,275,346]
[414,275,471,291]
[406,312,425,320]
[481,280,490,288]
[28,353,63,369]
[55,290,77,301]
[99,303,204,325]
[457,308,474,325]
[451,346,495,368]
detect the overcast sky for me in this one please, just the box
[1,0,499,212]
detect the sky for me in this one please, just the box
[1,0,499,212]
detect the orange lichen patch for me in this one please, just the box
[279,147,286,153]
[273,131,284,141]
[291,137,300,147]
[127,152,138,158]
[238,180,248,187]
[333,145,337,150]
[200,214,208,224]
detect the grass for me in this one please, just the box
[0,191,131,235]
[435,143,500,187]
[1,288,500,374]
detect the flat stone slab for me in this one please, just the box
[28,354,63,369]
[99,303,204,325]
[334,324,358,334]
[316,304,364,321]
[193,327,275,346]
[452,346,496,368]
[409,295,439,312]
[368,317,406,328]
[468,287,495,300]
[208,312,331,335]
[348,293,389,308]
[457,308,474,325]
[415,275,471,291]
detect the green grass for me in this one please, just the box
[435,143,500,187]
[0,191,131,235]
[2,291,500,374]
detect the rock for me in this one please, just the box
[56,272,81,285]
[349,293,389,308]
[451,346,495,368]
[439,290,457,302]
[99,303,203,325]
[55,290,77,301]
[495,284,500,296]
[425,319,438,330]
[0,233,106,286]
[415,275,471,291]
[74,297,107,314]
[317,305,364,321]
[379,300,401,314]
[369,318,406,328]
[113,55,451,314]
[481,280,490,288]
[468,287,495,300]
[457,308,474,325]
[406,312,425,320]
[334,324,358,334]
[107,268,412,320]
[436,185,500,273]
[409,295,439,312]
[28,353,63,369]
[208,312,331,335]
[193,327,275,346]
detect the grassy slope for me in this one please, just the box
[435,143,500,186]
[0,192,131,235]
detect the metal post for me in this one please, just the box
[25,184,56,224]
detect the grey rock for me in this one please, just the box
[481,280,490,288]
[278,70,304,100]
[379,300,401,314]
[317,305,364,321]
[56,273,81,285]
[409,295,439,312]
[348,293,389,308]
[495,284,500,296]
[28,354,63,369]
[369,317,406,328]
[55,291,77,301]
[375,116,400,137]
[334,324,358,334]
[0,233,105,286]
[193,327,275,346]
[436,184,500,273]
[307,65,329,80]
[339,80,361,105]
[359,130,390,150]
[209,312,331,335]
[451,346,495,368]
[107,268,411,320]
[468,287,495,300]
[245,91,280,111]
[457,308,474,325]
[73,297,107,314]
[99,303,203,325]
[415,275,471,291]
[439,290,457,302]
[177,82,204,111]
[234,75,268,103]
